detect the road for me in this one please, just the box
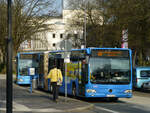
[1,74,150,113]
[79,90,150,113]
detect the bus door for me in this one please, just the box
[38,54,44,88]
[78,60,88,96]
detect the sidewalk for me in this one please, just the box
[0,74,94,113]
[15,84,93,113]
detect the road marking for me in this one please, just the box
[0,108,6,111]
[0,108,63,112]
[0,76,6,79]
[95,106,120,113]
[13,101,31,112]
[31,108,62,112]
[0,100,31,112]
[0,108,62,112]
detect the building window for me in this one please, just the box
[74,34,78,38]
[67,34,71,37]
[60,34,63,38]
[53,34,55,38]
[53,43,56,47]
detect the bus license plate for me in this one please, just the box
[107,95,115,97]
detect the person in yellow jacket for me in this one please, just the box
[47,64,63,102]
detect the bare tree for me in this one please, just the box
[12,0,57,53]
[0,0,8,69]
[0,0,58,72]
[65,0,103,47]
[0,0,58,55]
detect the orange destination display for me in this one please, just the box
[91,49,129,57]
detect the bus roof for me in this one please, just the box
[135,66,150,70]
[18,48,131,55]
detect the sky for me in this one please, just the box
[50,0,63,15]
[53,0,71,15]
[54,0,63,14]
[52,0,95,14]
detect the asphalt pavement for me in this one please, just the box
[0,74,94,113]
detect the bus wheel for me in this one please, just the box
[141,85,144,92]
[72,85,76,97]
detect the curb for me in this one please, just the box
[64,104,94,112]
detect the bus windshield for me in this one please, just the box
[19,59,39,76]
[89,57,130,84]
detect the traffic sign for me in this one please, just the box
[60,40,72,51]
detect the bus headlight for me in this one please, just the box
[86,89,96,93]
[18,79,23,82]
[124,90,132,93]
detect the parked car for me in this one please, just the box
[143,81,150,89]
[133,67,150,90]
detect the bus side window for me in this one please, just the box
[58,59,64,76]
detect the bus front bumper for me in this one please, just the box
[85,92,132,98]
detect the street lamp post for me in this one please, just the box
[7,0,13,113]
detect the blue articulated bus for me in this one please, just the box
[41,48,132,100]
[16,52,41,85]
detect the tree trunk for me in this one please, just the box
[133,50,137,68]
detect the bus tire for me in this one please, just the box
[72,85,76,97]
[141,85,144,91]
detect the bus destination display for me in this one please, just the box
[91,50,129,57]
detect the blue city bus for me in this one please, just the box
[16,52,40,85]
[41,48,132,100]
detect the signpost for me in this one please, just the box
[62,40,72,101]
[121,29,128,48]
